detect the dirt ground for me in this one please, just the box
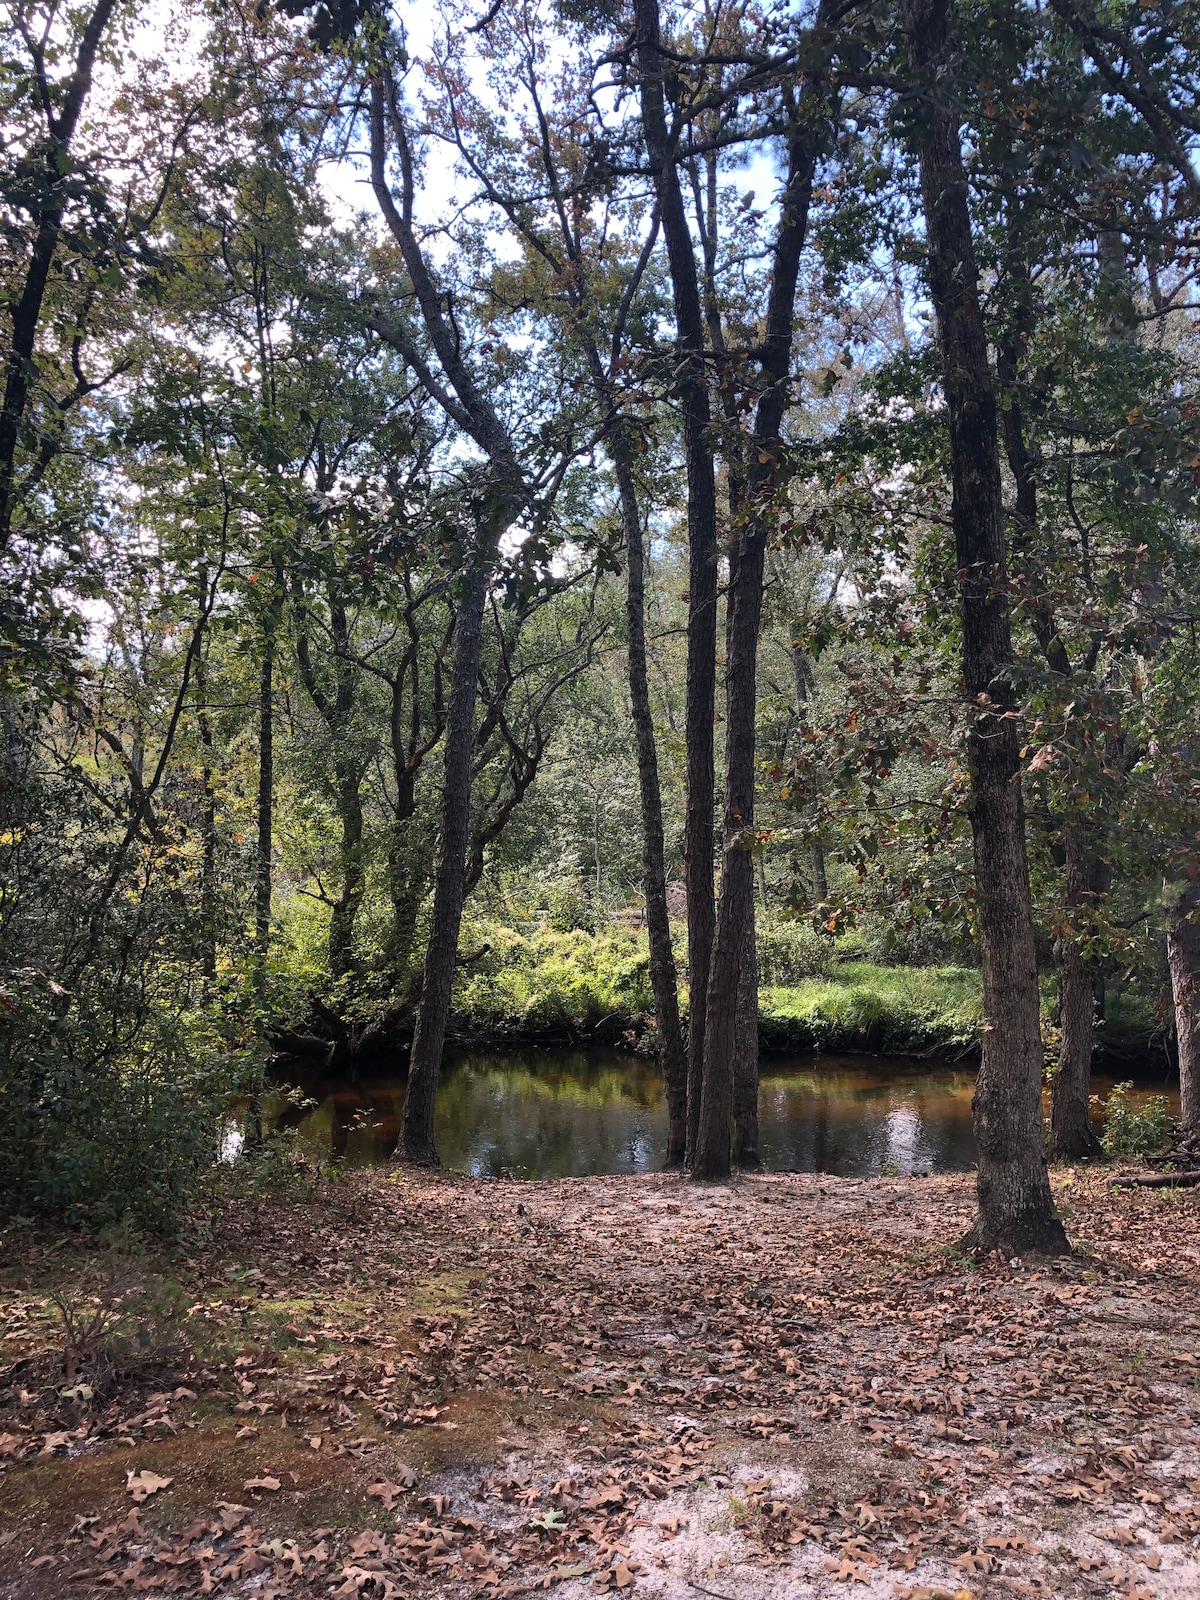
[1,1166,1198,1600]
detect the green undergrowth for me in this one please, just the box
[449,921,1161,1060]
[756,963,984,1055]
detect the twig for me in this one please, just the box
[685,1583,742,1600]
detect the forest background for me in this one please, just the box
[2,0,1199,1253]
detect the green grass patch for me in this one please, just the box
[449,924,1160,1060]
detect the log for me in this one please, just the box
[1111,1169,1200,1189]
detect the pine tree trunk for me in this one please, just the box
[633,0,719,1165]
[1167,876,1200,1137]
[903,0,1068,1256]
[402,567,490,1165]
[1050,832,1102,1159]
[732,913,761,1169]
[255,631,274,958]
[614,434,688,1165]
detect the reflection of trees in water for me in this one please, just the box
[265,1052,982,1176]
[755,1071,977,1175]
[265,1078,402,1165]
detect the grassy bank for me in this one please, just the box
[450,921,1163,1063]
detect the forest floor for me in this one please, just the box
[1,1167,1198,1600]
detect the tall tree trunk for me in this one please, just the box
[732,910,761,1169]
[402,568,491,1163]
[614,436,688,1163]
[0,0,119,550]
[196,657,217,982]
[692,34,829,1179]
[256,629,274,958]
[1050,831,1103,1158]
[369,66,528,1165]
[633,0,719,1164]
[902,0,1068,1255]
[388,833,426,983]
[328,764,365,980]
[1167,876,1200,1137]
[693,528,764,1177]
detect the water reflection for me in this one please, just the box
[261,1050,1179,1180]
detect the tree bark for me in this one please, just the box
[1049,831,1103,1159]
[692,31,829,1179]
[732,911,761,1169]
[196,656,217,982]
[614,435,689,1164]
[328,765,365,980]
[633,0,719,1165]
[256,629,274,958]
[902,0,1068,1255]
[403,567,490,1162]
[1167,875,1200,1137]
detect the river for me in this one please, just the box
[256,1050,1179,1178]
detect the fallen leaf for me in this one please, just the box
[367,1479,408,1509]
[125,1469,173,1501]
[825,1558,871,1583]
[244,1475,281,1493]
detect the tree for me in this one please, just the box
[691,0,838,1179]
[363,16,596,1162]
[900,0,1069,1255]
[632,0,720,1163]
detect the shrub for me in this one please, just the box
[0,979,248,1235]
[756,920,833,984]
[1100,1083,1176,1158]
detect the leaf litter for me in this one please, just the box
[0,1167,1197,1598]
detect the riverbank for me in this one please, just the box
[448,925,1164,1067]
[2,1167,1198,1599]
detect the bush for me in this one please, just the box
[0,978,249,1235]
[756,920,833,984]
[1100,1082,1176,1158]
[452,921,654,1041]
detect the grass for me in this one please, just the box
[757,962,984,1055]
[447,921,1162,1061]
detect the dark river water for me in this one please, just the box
[255,1051,1179,1179]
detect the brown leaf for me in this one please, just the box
[824,1558,871,1583]
[125,1469,173,1501]
[244,1475,281,1493]
[367,1480,408,1510]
